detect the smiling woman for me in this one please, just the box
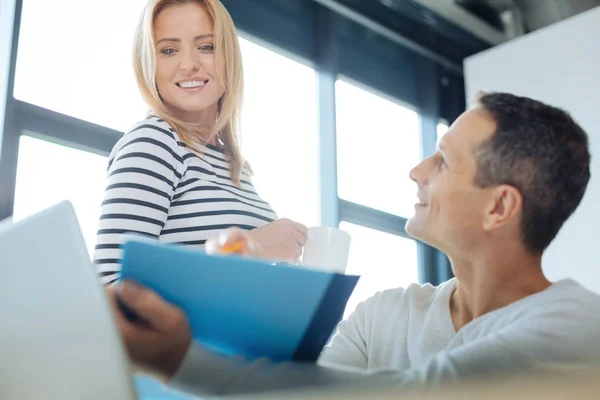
[93,0,308,285]
[133,0,238,168]
[143,1,233,153]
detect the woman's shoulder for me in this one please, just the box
[108,115,185,162]
[125,115,184,143]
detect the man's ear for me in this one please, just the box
[482,185,522,231]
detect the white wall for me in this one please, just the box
[464,7,600,293]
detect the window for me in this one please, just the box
[13,136,108,257]
[339,222,419,319]
[14,0,148,132]
[437,122,449,143]
[336,79,421,218]
[239,37,320,227]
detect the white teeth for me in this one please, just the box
[178,80,205,88]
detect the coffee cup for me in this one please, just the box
[301,226,351,274]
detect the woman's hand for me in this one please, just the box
[205,219,307,263]
[204,227,257,257]
[106,282,192,381]
[247,219,307,263]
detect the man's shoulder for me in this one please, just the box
[485,279,600,361]
[528,279,600,313]
[473,279,600,336]
[551,279,600,300]
[541,279,600,318]
[359,278,456,315]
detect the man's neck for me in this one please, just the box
[448,247,551,332]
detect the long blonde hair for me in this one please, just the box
[133,0,245,185]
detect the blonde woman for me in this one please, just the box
[94,0,307,285]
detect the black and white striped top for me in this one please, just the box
[93,117,278,285]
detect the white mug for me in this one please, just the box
[301,226,351,274]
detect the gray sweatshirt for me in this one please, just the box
[169,278,600,397]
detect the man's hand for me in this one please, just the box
[247,219,307,263]
[106,281,192,381]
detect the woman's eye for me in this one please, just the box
[198,44,215,53]
[161,48,177,55]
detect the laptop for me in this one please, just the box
[0,201,138,399]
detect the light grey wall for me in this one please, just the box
[464,6,600,293]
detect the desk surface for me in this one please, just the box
[231,367,600,400]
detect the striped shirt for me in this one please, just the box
[93,116,278,285]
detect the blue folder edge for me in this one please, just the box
[292,273,360,361]
[119,239,360,363]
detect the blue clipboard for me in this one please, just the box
[119,240,359,362]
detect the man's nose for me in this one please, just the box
[409,158,430,185]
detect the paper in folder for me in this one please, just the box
[119,239,359,362]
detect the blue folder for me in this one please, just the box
[120,240,359,362]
